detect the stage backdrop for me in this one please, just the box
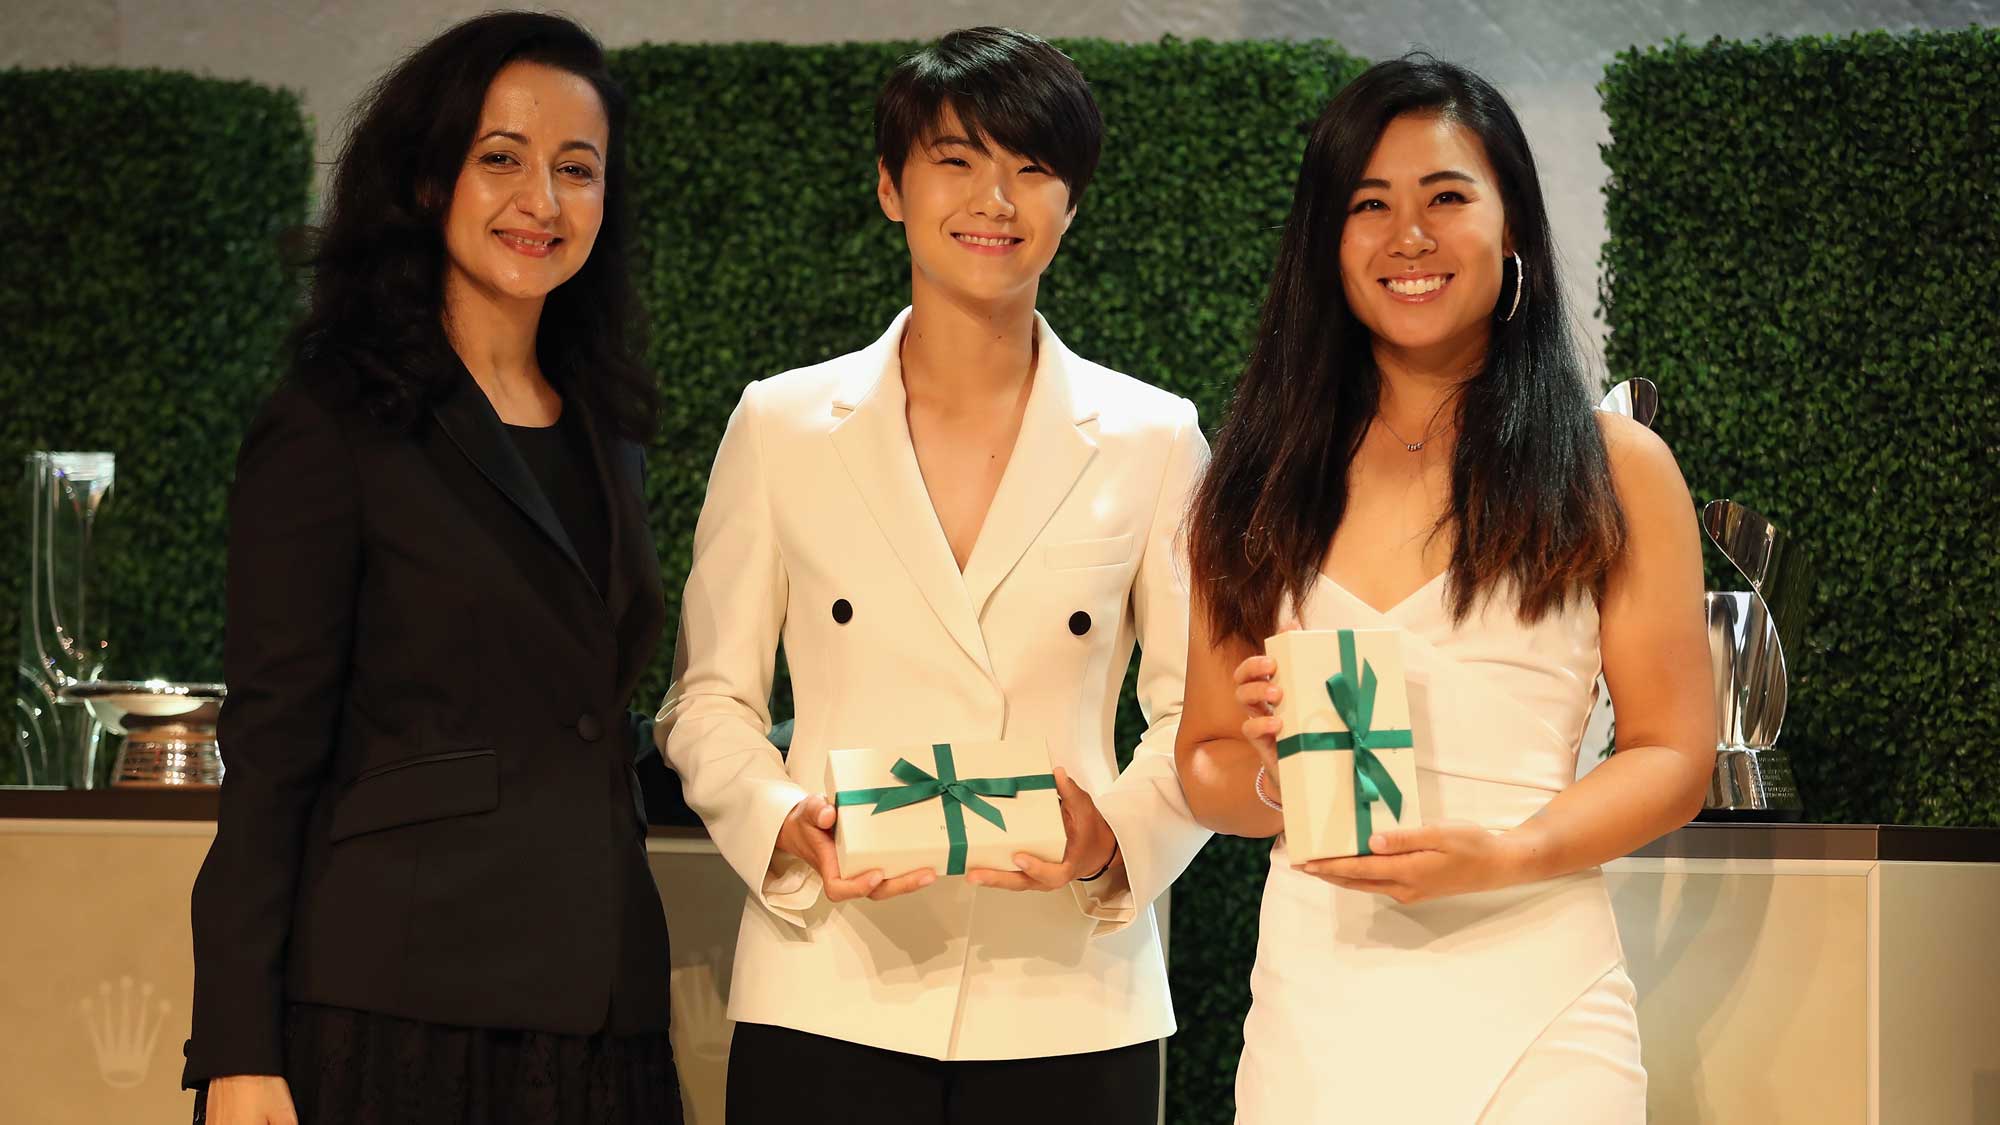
[1599,27,2000,827]
[7,26,1998,1124]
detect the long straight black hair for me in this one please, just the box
[1188,54,1624,645]
[291,11,657,439]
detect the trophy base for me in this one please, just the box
[1701,747,1802,818]
[112,732,222,788]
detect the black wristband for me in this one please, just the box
[1078,840,1121,883]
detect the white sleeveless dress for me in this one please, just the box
[1234,573,1646,1123]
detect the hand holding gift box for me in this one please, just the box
[1265,628,1424,860]
[825,740,1068,879]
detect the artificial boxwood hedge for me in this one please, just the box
[612,41,1367,1120]
[0,69,313,786]
[1600,28,2000,827]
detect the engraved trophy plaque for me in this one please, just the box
[1699,499,1812,818]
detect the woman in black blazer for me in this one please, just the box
[185,13,680,1124]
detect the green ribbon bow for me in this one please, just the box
[1274,630,1412,855]
[833,744,1058,875]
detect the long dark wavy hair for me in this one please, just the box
[1188,55,1624,645]
[291,11,657,439]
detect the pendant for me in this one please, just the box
[1404,441,1424,452]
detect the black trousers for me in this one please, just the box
[726,1021,1160,1125]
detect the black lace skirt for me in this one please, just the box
[196,1003,681,1125]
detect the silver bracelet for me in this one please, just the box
[1254,765,1284,812]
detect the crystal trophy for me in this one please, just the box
[1700,499,1813,817]
[12,451,114,788]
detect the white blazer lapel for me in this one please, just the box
[961,315,1099,618]
[828,311,995,676]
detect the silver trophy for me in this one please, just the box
[1596,382,1809,815]
[1700,499,1812,817]
[63,680,226,787]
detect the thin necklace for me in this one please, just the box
[1377,409,1444,453]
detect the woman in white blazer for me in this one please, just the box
[658,27,1210,1124]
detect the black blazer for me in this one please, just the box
[184,365,671,1086]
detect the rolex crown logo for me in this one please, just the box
[80,976,170,1089]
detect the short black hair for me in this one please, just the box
[874,27,1103,205]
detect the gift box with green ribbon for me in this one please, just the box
[1266,628,1424,860]
[825,739,1066,879]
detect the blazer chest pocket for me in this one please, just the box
[328,748,499,843]
[1045,534,1134,571]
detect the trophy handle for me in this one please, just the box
[1700,499,1815,671]
[1597,377,1660,430]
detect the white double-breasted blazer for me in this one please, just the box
[659,310,1210,1060]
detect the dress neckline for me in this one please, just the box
[1314,567,1448,619]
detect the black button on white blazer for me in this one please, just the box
[184,365,672,1087]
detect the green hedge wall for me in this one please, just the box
[1600,28,2000,827]
[0,69,313,785]
[612,40,1366,1120]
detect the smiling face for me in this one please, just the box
[441,61,609,308]
[1339,112,1511,361]
[877,107,1076,310]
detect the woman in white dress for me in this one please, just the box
[1173,56,1715,1122]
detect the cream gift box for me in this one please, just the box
[825,739,1067,878]
[1266,628,1423,860]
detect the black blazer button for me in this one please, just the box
[832,598,853,624]
[1068,611,1091,636]
[576,713,603,742]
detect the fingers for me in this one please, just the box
[1367,825,1444,854]
[1235,677,1281,714]
[1051,765,1093,808]
[1232,654,1277,686]
[822,868,885,902]
[798,819,884,902]
[1052,766,1102,846]
[965,856,1067,892]
[798,792,837,831]
[867,867,938,900]
[775,794,838,864]
[966,868,1041,891]
[1012,851,1074,889]
[1241,713,1283,746]
[1298,854,1404,881]
[1234,655,1284,759]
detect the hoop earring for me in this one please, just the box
[1501,252,1525,322]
